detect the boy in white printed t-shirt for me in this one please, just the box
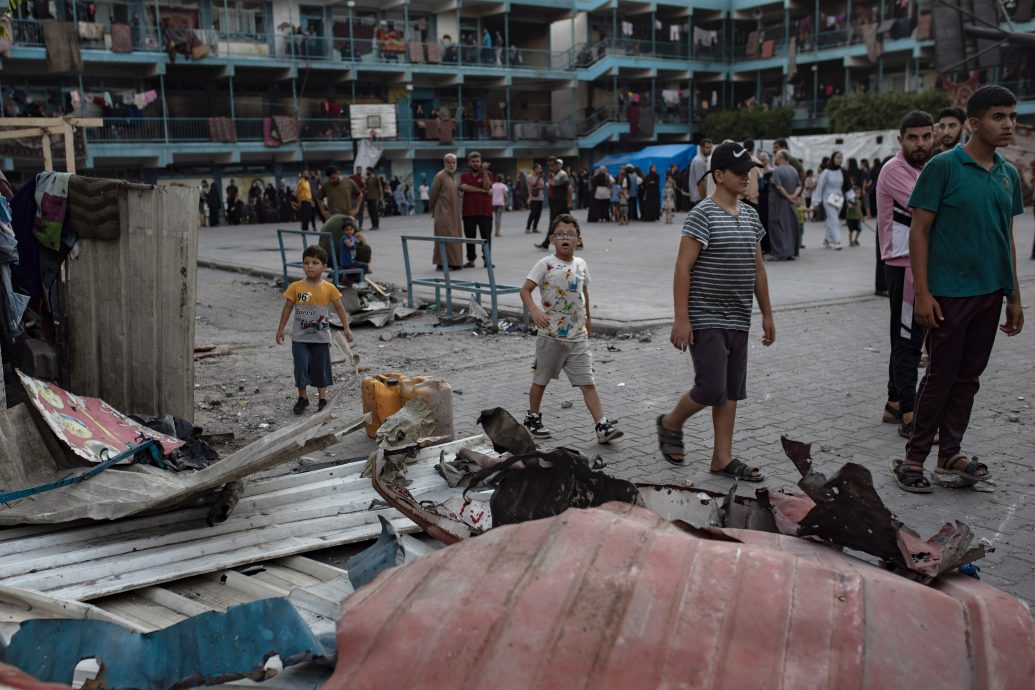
[276,245,354,414]
[519,213,623,444]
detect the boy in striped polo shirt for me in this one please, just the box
[656,141,776,480]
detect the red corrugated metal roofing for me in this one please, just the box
[329,503,1035,690]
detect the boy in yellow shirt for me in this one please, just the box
[276,245,354,413]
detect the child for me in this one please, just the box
[656,142,774,480]
[276,245,354,414]
[610,179,621,222]
[339,219,371,274]
[491,178,508,237]
[519,213,622,444]
[845,185,862,246]
[662,177,677,224]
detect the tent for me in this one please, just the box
[593,144,697,176]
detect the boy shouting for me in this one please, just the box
[520,213,622,444]
[657,142,775,480]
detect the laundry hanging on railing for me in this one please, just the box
[208,117,237,143]
[76,21,104,41]
[43,20,83,74]
[110,22,132,53]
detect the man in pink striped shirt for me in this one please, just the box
[876,111,934,438]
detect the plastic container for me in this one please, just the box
[361,373,405,438]
[400,376,454,439]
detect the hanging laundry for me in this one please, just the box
[746,31,758,57]
[693,27,717,46]
[110,23,132,53]
[760,40,774,59]
[669,25,680,41]
[77,21,104,41]
[133,92,147,109]
[43,20,83,74]
[103,91,113,107]
[69,89,80,109]
[33,172,72,252]
[621,21,633,36]
[661,89,681,106]
[144,89,158,104]
[787,37,797,80]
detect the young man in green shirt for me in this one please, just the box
[895,85,1025,493]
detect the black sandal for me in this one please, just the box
[656,415,685,465]
[891,459,932,493]
[711,458,764,482]
[882,402,902,425]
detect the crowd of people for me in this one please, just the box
[271,85,1027,496]
[199,167,420,229]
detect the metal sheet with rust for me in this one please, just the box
[329,503,1035,690]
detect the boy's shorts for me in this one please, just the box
[292,341,333,388]
[688,328,748,406]
[532,335,595,387]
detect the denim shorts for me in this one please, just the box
[292,341,333,389]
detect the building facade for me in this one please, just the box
[1,0,1032,185]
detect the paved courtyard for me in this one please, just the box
[196,209,1035,604]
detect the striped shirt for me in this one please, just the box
[681,198,764,331]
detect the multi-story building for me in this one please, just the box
[1,0,1031,186]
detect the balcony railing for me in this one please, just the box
[11,17,162,51]
[85,116,589,146]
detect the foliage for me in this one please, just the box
[700,108,794,142]
[824,92,950,133]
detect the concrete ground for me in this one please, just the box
[196,208,1035,604]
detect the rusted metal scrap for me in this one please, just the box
[767,437,985,582]
[2,598,333,690]
[327,503,1035,690]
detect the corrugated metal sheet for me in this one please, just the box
[0,455,430,601]
[329,503,1035,690]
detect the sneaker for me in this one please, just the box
[596,419,624,444]
[292,397,310,415]
[833,243,843,250]
[822,239,830,248]
[524,411,552,439]
[318,398,328,411]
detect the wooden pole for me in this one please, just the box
[63,121,76,174]
[41,131,53,171]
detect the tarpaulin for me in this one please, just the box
[18,370,183,463]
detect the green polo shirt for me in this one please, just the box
[908,145,1023,297]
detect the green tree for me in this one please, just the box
[824,92,950,133]
[700,108,794,142]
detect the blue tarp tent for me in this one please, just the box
[592,144,697,176]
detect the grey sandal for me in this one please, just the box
[891,459,933,493]
[934,453,989,485]
[656,415,685,465]
[711,458,764,482]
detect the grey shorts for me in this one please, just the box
[688,328,749,406]
[532,335,595,387]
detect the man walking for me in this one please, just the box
[296,170,315,231]
[894,86,1024,493]
[349,166,366,229]
[688,139,712,206]
[876,111,934,439]
[460,151,494,267]
[430,154,464,271]
[317,166,361,218]
[933,107,967,156]
[538,157,573,248]
[364,168,383,230]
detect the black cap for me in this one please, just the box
[704,142,764,176]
